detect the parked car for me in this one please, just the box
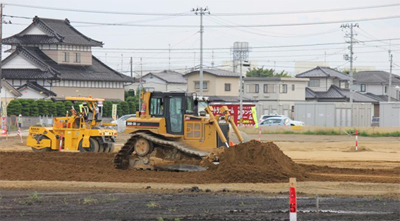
[371,117,379,127]
[258,114,283,123]
[111,114,136,132]
[259,117,305,126]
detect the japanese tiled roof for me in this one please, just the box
[3,16,103,47]
[353,71,400,84]
[17,81,57,97]
[296,66,352,80]
[305,85,377,103]
[185,68,241,78]
[2,46,134,83]
[145,70,187,84]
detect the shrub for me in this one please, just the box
[103,101,112,117]
[20,100,31,116]
[120,101,129,115]
[55,101,65,116]
[46,100,56,116]
[29,101,39,117]
[7,100,22,116]
[64,101,74,114]
[36,100,48,116]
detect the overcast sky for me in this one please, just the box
[2,0,400,76]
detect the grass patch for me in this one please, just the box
[83,197,98,205]
[167,207,177,212]
[261,129,400,137]
[146,201,160,208]
[28,191,42,201]
[106,196,119,202]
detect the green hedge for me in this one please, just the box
[6,99,138,117]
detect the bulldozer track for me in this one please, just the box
[114,132,210,170]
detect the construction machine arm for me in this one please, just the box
[219,106,244,143]
[204,106,229,148]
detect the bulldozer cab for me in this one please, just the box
[144,92,195,135]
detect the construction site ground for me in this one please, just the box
[0,133,399,220]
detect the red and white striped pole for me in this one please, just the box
[355,130,358,151]
[289,178,297,221]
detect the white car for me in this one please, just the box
[111,114,136,132]
[258,114,284,123]
[260,117,304,126]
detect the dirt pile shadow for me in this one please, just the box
[208,140,306,183]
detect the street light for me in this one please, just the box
[396,85,400,100]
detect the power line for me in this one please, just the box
[5,14,400,28]
[3,2,399,16]
[90,38,400,51]
[211,3,400,16]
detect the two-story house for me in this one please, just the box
[243,77,309,118]
[2,16,133,100]
[184,69,252,102]
[125,70,187,93]
[353,71,400,101]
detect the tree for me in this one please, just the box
[21,100,31,116]
[116,102,123,117]
[7,100,22,116]
[120,101,129,115]
[46,100,57,116]
[36,99,48,116]
[128,101,136,114]
[29,101,39,117]
[103,101,112,117]
[246,67,291,78]
[55,101,65,116]
[64,101,74,114]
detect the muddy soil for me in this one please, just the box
[1,190,399,221]
[0,148,398,184]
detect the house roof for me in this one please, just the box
[296,66,352,80]
[1,80,22,97]
[244,77,308,82]
[363,93,398,102]
[145,70,187,84]
[207,96,254,102]
[306,85,377,103]
[17,82,57,97]
[2,46,134,83]
[3,16,103,47]
[353,71,400,84]
[185,69,241,78]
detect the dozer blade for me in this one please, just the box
[154,164,207,172]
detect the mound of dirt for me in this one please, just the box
[209,141,306,183]
[345,146,371,152]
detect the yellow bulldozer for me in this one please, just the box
[114,91,248,171]
[27,97,117,152]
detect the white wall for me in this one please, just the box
[22,26,46,35]
[18,88,47,99]
[3,55,38,69]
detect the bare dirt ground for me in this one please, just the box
[0,133,399,220]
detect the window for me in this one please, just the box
[384,86,387,93]
[247,84,259,93]
[361,84,366,92]
[308,79,320,87]
[150,97,164,116]
[280,84,287,93]
[292,84,295,91]
[63,52,69,62]
[263,84,276,93]
[75,53,81,63]
[225,83,231,91]
[194,81,208,89]
[340,80,349,89]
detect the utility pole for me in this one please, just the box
[121,54,123,72]
[130,57,133,78]
[341,23,358,126]
[233,42,249,126]
[0,4,3,97]
[388,51,393,102]
[168,44,171,70]
[192,7,210,97]
[211,50,214,68]
[139,58,143,110]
